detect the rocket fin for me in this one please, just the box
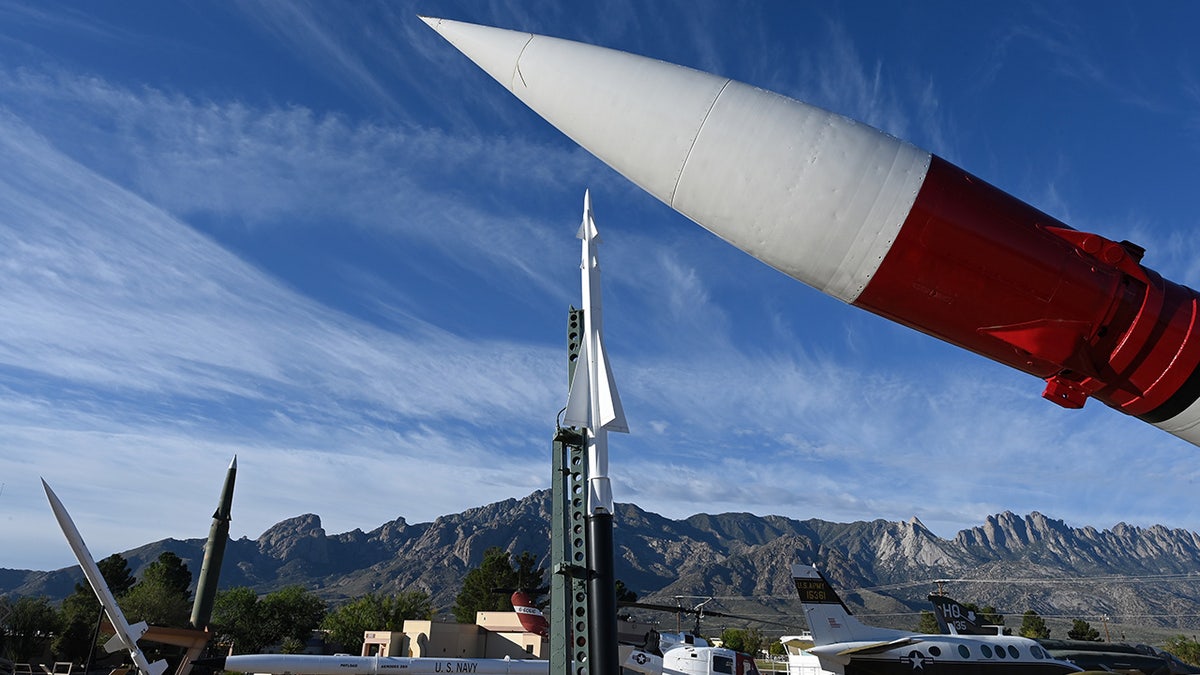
[104,632,124,654]
[594,337,628,432]
[564,337,591,428]
[104,621,149,653]
[562,325,628,433]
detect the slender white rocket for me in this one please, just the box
[562,190,628,515]
[42,480,168,675]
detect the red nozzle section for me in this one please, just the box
[855,156,1200,421]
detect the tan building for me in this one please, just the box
[360,612,546,660]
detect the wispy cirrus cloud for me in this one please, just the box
[5,3,1199,576]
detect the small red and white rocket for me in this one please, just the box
[423,17,1200,447]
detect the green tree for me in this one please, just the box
[121,552,194,627]
[212,587,267,653]
[0,596,63,662]
[916,610,940,634]
[452,548,546,623]
[99,554,137,596]
[121,580,191,628]
[615,580,637,603]
[211,586,325,654]
[768,641,786,657]
[390,591,433,625]
[1164,635,1200,666]
[52,553,137,661]
[322,591,433,655]
[720,627,766,656]
[1019,610,1050,639]
[511,551,546,602]
[1067,619,1101,641]
[140,552,192,598]
[259,586,327,653]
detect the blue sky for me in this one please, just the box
[3,1,1200,573]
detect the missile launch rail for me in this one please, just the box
[550,307,593,675]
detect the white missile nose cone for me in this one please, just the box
[419,17,532,93]
[41,478,58,503]
[428,19,931,303]
[425,17,730,214]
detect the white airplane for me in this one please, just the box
[928,592,1193,675]
[790,564,1084,675]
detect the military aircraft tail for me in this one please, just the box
[929,594,995,635]
[791,564,912,647]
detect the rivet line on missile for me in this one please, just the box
[671,78,732,207]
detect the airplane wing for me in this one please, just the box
[834,637,922,657]
[807,636,923,664]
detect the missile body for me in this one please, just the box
[196,654,548,675]
[562,191,626,675]
[190,455,237,630]
[422,18,1200,446]
[563,190,629,515]
[42,480,169,675]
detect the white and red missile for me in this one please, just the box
[422,17,1200,446]
[42,480,169,675]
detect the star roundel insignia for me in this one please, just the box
[634,653,649,665]
[902,650,932,671]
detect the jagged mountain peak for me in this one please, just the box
[6,495,1200,642]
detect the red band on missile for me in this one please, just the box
[854,155,1200,420]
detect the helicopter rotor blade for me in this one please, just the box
[618,600,797,629]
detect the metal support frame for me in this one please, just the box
[551,308,592,675]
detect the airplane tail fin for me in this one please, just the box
[510,592,550,638]
[928,594,989,635]
[791,564,908,646]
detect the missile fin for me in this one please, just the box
[593,336,628,433]
[104,632,124,654]
[563,337,591,428]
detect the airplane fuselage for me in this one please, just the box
[818,635,1081,675]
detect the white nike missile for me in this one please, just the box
[563,190,627,515]
[42,480,168,675]
[195,654,548,675]
[422,17,1200,446]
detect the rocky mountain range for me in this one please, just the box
[6,490,1200,642]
